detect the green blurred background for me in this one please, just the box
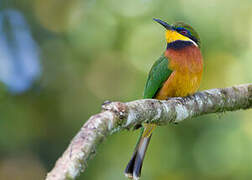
[0,0,251,179]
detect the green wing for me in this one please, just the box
[143,54,173,99]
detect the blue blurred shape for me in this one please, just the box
[0,9,41,94]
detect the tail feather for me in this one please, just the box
[124,128,144,179]
[124,151,137,178]
[124,125,156,180]
[132,135,152,180]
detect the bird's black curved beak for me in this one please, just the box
[153,18,173,30]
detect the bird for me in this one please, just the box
[124,18,203,180]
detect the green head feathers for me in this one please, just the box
[153,18,201,48]
[172,22,201,47]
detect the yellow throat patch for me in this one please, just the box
[165,30,197,46]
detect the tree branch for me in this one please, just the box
[46,83,252,180]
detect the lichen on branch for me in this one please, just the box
[46,83,252,180]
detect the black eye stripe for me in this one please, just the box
[175,27,198,45]
[173,22,200,47]
[180,30,187,34]
[176,27,189,35]
[176,27,185,31]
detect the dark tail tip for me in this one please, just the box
[124,151,137,179]
[132,155,143,180]
[125,136,152,180]
[124,151,142,180]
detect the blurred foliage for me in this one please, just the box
[0,0,251,179]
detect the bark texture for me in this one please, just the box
[46,83,252,180]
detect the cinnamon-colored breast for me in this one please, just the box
[155,44,203,100]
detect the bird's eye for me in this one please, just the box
[180,30,188,35]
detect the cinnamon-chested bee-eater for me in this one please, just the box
[124,18,203,180]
